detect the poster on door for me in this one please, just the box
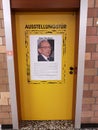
[25,24,67,84]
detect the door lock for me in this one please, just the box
[69,66,77,74]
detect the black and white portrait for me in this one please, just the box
[37,37,54,62]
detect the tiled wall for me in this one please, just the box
[0,0,12,124]
[81,0,98,123]
[0,0,98,125]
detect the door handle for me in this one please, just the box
[69,66,77,74]
[70,67,74,70]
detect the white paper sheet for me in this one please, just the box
[30,35,62,80]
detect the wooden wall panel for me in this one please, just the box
[10,0,80,11]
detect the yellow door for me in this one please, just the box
[15,12,77,120]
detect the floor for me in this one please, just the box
[19,120,98,130]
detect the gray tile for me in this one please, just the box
[19,120,98,130]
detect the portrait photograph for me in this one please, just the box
[37,37,54,62]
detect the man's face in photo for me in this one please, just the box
[38,41,51,58]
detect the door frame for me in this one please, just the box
[2,0,88,129]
